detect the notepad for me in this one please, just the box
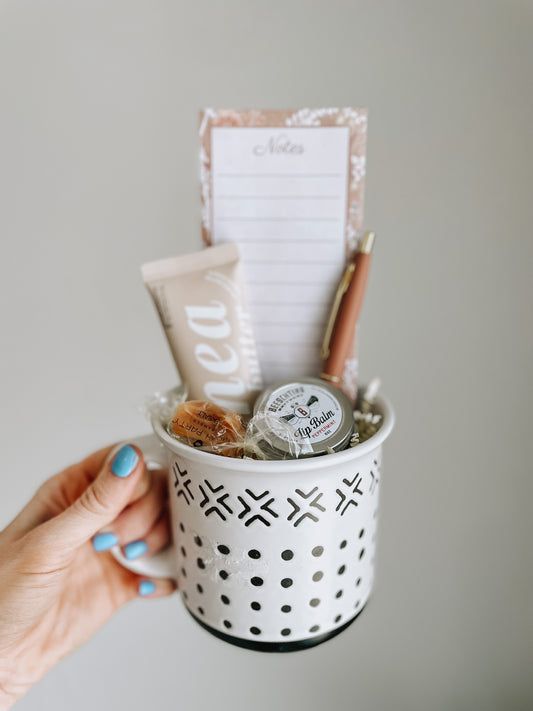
[199,108,368,388]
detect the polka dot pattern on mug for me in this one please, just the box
[176,535,374,644]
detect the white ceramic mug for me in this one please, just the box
[114,391,395,652]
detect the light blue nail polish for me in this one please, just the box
[92,532,118,552]
[138,580,156,597]
[124,539,148,560]
[111,445,139,478]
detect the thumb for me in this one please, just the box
[40,444,146,553]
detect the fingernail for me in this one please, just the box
[92,532,118,552]
[124,539,148,560]
[138,580,156,597]
[111,444,139,478]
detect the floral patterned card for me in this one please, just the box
[199,108,368,395]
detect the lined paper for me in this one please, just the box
[211,126,349,384]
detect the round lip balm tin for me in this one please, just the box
[253,377,354,459]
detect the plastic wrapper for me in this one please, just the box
[163,398,314,460]
[243,411,315,460]
[143,385,188,425]
[167,400,246,458]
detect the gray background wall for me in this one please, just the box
[1,1,532,709]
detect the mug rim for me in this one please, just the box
[151,392,395,473]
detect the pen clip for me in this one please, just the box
[320,262,355,360]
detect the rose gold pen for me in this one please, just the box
[320,232,375,388]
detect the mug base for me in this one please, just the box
[187,604,366,653]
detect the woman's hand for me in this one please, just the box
[0,443,175,709]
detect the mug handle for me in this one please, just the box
[110,433,177,580]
